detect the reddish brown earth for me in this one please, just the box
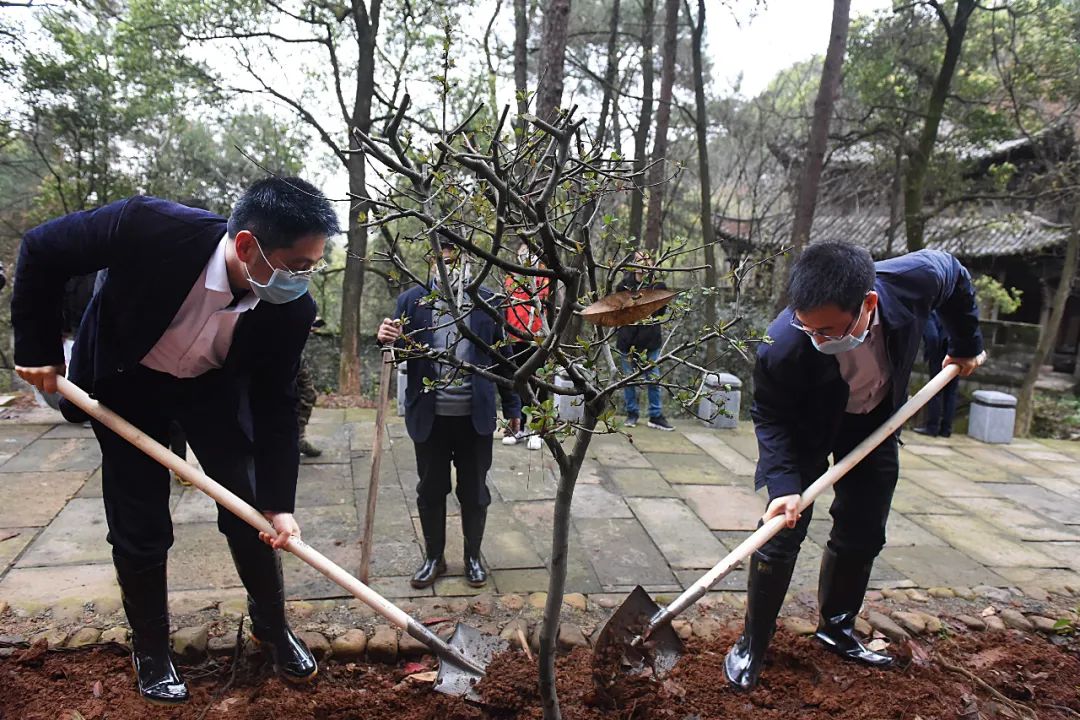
[2,629,1078,720]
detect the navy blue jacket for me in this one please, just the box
[752,250,983,499]
[11,196,314,513]
[393,284,520,443]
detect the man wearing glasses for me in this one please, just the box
[12,178,337,705]
[724,241,986,690]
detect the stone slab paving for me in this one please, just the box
[2,407,1080,619]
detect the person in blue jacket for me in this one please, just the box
[12,178,338,704]
[724,241,986,690]
[377,244,520,590]
[914,311,960,437]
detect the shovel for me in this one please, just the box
[56,376,505,700]
[594,364,963,676]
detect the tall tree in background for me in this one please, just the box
[988,0,1080,435]
[687,0,717,364]
[150,0,384,394]
[537,0,571,120]
[787,0,850,257]
[514,0,530,131]
[593,0,622,148]
[641,0,679,252]
[628,0,655,242]
[902,0,977,251]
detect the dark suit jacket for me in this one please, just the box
[393,284,520,443]
[752,250,983,499]
[11,196,314,512]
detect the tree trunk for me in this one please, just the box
[902,0,976,252]
[594,0,621,149]
[641,0,679,253]
[787,0,850,256]
[688,0,717,364]
[539,412,597,720]
[1016,205,1080,436]
[338,2,380,395]
[514,0,529,132]
[628,0,654,244]
[775,0,850,311]
[885,139,903,257]
[537,0,572,122]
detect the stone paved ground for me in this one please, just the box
[1,405,1079,620]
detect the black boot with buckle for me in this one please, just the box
[815,547,893,667]
[227,533,317,682]
[113,552,190,705]
[724,551,797,691]
[461,505,488,587]
[411,505,448,588]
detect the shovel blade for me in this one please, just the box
[433,622,507,700]
[593,585,685,677]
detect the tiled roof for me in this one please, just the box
[724,211,1071,259]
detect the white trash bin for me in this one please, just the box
[967,389,1016,444]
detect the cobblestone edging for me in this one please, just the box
[2,585,1077,665]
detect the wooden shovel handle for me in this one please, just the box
[651,364,963,630]
[360,346,396,582]
[56,376,413,631]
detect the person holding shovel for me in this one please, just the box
[724,241,986,690]
[12,177,338,705]
[377,244,520,589]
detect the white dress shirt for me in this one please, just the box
[836,305,891,414]
[140,235,259,378]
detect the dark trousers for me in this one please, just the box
[414,415,493,512]
[90,366,260,563]
[510,341,547,425]
[759,399,899,564]
[923,353,959,434]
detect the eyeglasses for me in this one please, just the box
[789,294,869,342]
[251,235,328,277]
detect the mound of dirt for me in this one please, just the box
[2,630,1077,719]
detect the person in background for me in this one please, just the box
[914,310,959,437]
[12,178,337,704]
[504,240,549,451]
[377,244,520,589]
[616,250,674,431]
[296,317,325,457]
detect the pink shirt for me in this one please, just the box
[836,306,891,414]
[140,235,259,378]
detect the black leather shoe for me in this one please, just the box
[112,553,190,705]
[724,552,797,690]
[815,547,893,668]
[912,426,938,437]
[227,533,317,682]
[411,556,447,588]
[464,555,488,587]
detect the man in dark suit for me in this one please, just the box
[377,245,520,589]
[12,178,339,704]
[724,242,985,690]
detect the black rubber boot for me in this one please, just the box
[461,505,488,587]
[113,553,190,705]
[724,552,797,691]
[411,506,447,589]
[227,534,317,683]
[815,547,893,667]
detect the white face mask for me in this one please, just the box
[813,326,870,355]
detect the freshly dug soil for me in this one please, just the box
[2,629,1078,719]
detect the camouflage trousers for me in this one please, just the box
[297,357,316,439]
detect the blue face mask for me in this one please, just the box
[813,326,870,355]
[243,237,311,304]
